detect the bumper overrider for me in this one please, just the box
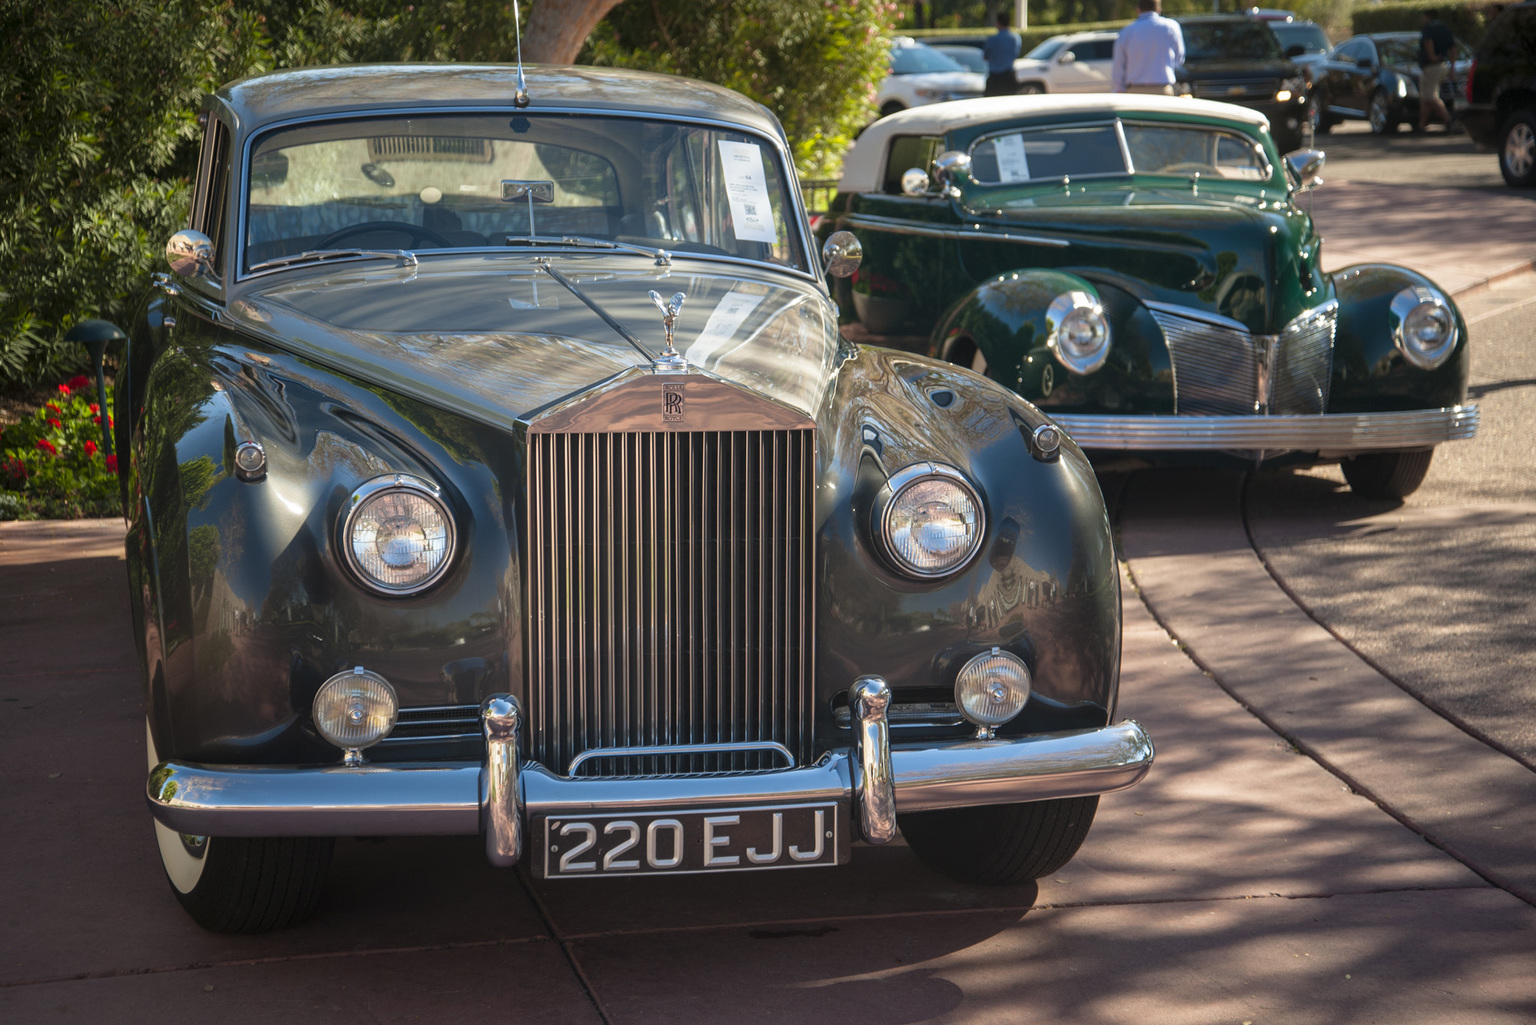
[1053,405,1479,452]
[147,678,1154,873]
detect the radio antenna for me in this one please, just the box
[512,0,530,107]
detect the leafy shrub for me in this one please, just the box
[0,376,120,520]
[586,0,899,178]
[1350,1,1495,46]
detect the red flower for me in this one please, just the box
[105,454,118,473]
[93,415,101,424]
[47,418,61,429]
[36,438,57,456]
[68,375,91,392]
[89,403,99,414]
[57,383,71,396]
[46,402,61,413]
[84,439,98,456]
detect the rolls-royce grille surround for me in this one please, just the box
[525,426,817,779]
[1151,302,1337,417]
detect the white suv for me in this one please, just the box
[877,39,986,116]
[1012,31,1120,94]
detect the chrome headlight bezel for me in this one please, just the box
[340,473,457,596]
[871,463,986,580]
[1390,286,1458,370]
[1046,291,1112,375]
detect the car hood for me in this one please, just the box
[226,254,839,431]
[961,184,1315,331]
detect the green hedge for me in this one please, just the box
[1350,1,1498,46]
[905,21,1131,51]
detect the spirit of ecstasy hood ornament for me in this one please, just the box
[648,289,688,374]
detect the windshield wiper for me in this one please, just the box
[503,234,671,267]
[248,249,419,274]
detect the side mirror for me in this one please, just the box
[900,167,931,196]
[1285,44,1306,59]
[933,150,973,198]
[1057,51,1077,64]
[1286,149,1325,192]
[166,229,214,279]
[821,230,862,279]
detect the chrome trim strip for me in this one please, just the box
[567,741,795,777]
[1143,299,1251,335]
[852,677,897,845]
[1053,406,1480,450]
[481,695,523,867]
[145,721,1155,840]
[841,213,1070,248]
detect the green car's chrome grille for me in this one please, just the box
[1153,302,1336,418]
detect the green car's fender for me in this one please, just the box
[1330,264,1471,413]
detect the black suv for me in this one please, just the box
[1176,16,1311,152]
[1461,0,1536,186]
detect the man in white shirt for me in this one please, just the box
[1112,0,1185,94]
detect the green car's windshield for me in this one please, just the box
[968,120,1270,185]
[243,114,807,274]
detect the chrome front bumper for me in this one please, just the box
[146,679,1153,867]
[1053,405,1479,452]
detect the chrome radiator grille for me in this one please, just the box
[1152,303,1336,418]
[525,429,817,778]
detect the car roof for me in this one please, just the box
[841,94,1271,192]
[215,64,784,140]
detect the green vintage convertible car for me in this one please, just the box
[819,95,1478,497]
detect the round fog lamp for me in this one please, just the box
[955,647,1031,738]
[874,464,985,578]
[1390,287,1457,369]
[1047,291,1111,374]
[314,667,398,756]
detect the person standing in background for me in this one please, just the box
[1112,0,1184,94]
[1418,9,1456,131]
[982,12,1022,97]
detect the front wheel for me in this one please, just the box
[1340,448,1434,499]
[900,796,1099,886]
[1499,110,1536,188]
[148,722,334,933]
[1368,90,1399,135]
[1309,93,1334,134]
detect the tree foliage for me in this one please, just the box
[587,0,897,178]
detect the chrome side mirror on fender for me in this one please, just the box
[166,229,215,279]
[1285,149,1325,192]
[821,230,862,279]
[933,150,972,199]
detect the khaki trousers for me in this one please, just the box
[1123,83,1176,95]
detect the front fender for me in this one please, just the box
[1329,263,1470,412]
[815,345,1121,737]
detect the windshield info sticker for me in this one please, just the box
[717,141,779,243]
[994,134,1031,183]
[686,288,768,365]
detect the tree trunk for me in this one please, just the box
[522,0,628,64]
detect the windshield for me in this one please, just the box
[1374,37,1425,65]
[968,120,1269,185]
[1271,23,1330,54]
[1024,38,1066,60]
[1180,21,1283,60]
[243,114,807,274]
[891,45,967,74]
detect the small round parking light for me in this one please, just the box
[314,667,398,763]
[955,647,1031,739]
[1390,287,1458,370]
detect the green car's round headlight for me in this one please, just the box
[342,474,456,595]
[1390,286,1458,370]
[872,463,985,579]
[1047,291,1111,375]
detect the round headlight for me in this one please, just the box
[313,667,398,752]
[1390,286,1458,370]
[1046,291,1111,374]
[342,474,456,595]
[955,647,1031,737]
[873,463,985,578]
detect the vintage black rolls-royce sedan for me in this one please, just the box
[818,95,1478,498]
[113,65,1152,932]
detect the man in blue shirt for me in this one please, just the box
[982,12,1022,97]
[1112,0,1185,94]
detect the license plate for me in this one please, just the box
[534,802,846,878]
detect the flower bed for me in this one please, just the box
[0,376,120,520]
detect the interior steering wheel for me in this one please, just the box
[314,221,452,250]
